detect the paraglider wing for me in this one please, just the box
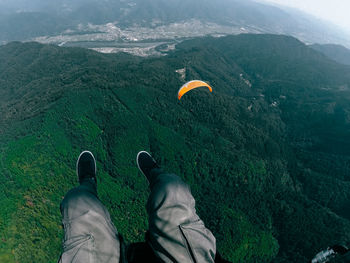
[178,80,213,100]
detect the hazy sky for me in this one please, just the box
[261,0,350,32]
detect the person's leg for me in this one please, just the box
[59,151,120,263]
[137,151,216,263]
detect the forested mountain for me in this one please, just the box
[311,44,350,66]
[1,34,350,263]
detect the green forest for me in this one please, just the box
[1,34,350,262]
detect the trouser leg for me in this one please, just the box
[147,169,216,263]
[59,179,120,263]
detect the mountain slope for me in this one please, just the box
[311,44,350,66]
[1,35,350,262]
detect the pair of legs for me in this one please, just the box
[59,151,216,263]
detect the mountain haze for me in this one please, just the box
[0,0,349,49]
[311,44,350,66]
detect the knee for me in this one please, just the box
[147,173,195,213]
[153,173,189,197]
[61,187,100,219]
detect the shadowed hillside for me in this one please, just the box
[1,35,350,262]
[311,43,350,66]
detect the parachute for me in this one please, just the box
[177,80,213,100]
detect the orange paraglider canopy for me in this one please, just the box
[178,80,213,100]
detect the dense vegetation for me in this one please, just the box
[1,34,350,262]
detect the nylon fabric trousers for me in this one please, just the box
[59,180,121,263]
[147,169,216,263]
[59,170,216,263]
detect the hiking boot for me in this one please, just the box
[136,151,159,182]
[76,151,97,184]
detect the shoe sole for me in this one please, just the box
[76,150,96,182]
[136,150,153,180]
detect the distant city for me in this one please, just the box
[1,0,350,56]
[31,20,252,56]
